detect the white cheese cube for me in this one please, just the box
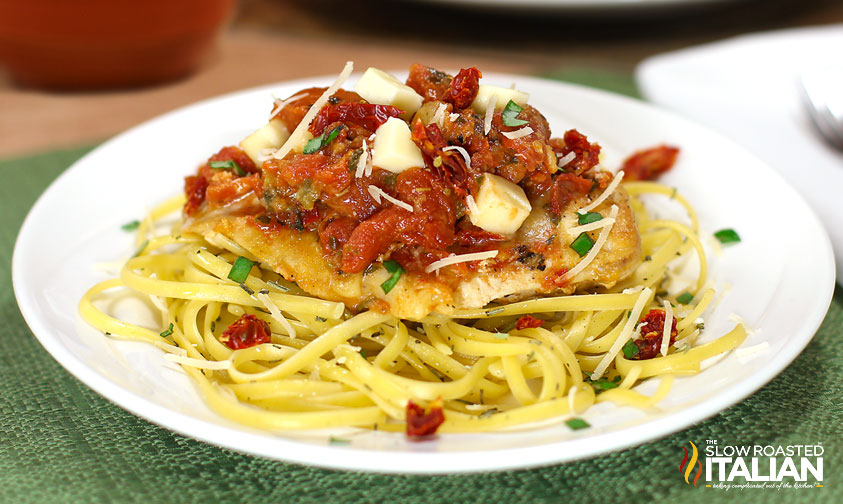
[371,117,425,174]
[239,119,290,164]
[354,67,424,120]
[470,85,529,113]
[469,174,532,235]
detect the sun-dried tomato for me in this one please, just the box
[515,315,545,330]
[411,121,476,197]
[219,314,271,350]
[405,64,452,102]
[622,145,680,181]
[447,67,481,109]
[308,102,404,136]
[208,146,258,174]
[548,172,593,215]
[183,175,208,216]
[406,398,445,438]
[552,129,601,176]
[632,308,678,360]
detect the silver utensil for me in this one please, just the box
[798,69,843,151]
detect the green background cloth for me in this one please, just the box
[1,74,840,503]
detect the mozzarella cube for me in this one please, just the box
[469,174,532,235]
[239,118,290,164]
[470,85,529,113]
[354,67,424,120]
[371,118,425,174]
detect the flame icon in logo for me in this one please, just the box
[679,441,703,486]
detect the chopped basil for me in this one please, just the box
[209,160,246,176]
[676,292,694,305]
[380,260,405,294]
[565,418,590,430]
[304,125,344,154]
[360,349,368,359]
[328,436,351,445]
[589,377,620,391]
[622,339,639,359]
[121,220,140,232]
[160,323,174,338]
[714,228,741,244]
[501,100,528,127]
[577,212,603,225]
[228,256,255,284]
[570,232,595,257]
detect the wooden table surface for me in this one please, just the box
[1,0,841,158]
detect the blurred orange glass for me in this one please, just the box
[0,0,236,89]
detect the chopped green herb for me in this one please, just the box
[570,232,595,257]
[622,339,639,359]
[210,321,216,332]
[380,260,405,294]
[493,333,508,340]
[239,283,254,295]
[714,228,741,245]
[160,323,174,338]
[132,239,149,258]
[303,125,344,154]
[565,418,590,430]
[501,100,528,127]
[589,377,620,391]
[479,408,499,418]
[121,220,140,232]
[360,349,368,359]
[577,212,603,225]
[209,160,246,176]
[328,436,351,445]
[676,292,694,305]
[267,280,290,292]
[228,256,255,283]
[315,316,327,322]
[485,307,505,316]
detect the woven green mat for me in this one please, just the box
[2,88,840,502]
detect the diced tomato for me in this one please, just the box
[447,67,481,109]
[406,398,445,438]
[219,314,271,350]
[631,308,678,360]
[622,145,679,181]
[516,315,544,330]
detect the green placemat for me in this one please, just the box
[1,96,840,503]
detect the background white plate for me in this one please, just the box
[13,73,834,473]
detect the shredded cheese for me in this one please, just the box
[425,250,498,273]
[164,353,232,371]
[483,95,496,135]
[465,194,479,215]
[561,205,619,283]
[256,292,296,338]
[431,103,447,126]
[442,145,471,168]
[557,151,576,169]
[256,148,277,164]
[354,139,369,178]
[367,185,413,212]
[449,113,460,123]
[502,126,534,140]
[578,170,624,214]
[272,61,354,161]
[660,300,674,356]
[269,92,307,119]
[566,217,616,236]
[591,287,653,380]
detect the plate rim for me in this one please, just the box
[12,72,836,473]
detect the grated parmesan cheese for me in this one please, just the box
[561,205,619,283]
[425,250,498,273]
[272,61,354,161]
[256,292,296,338]
[354,139,369,178]
[164,353,232,371]
[557,151,576,169]
[367,185,413,212]
[578,170,624,214]
[269,92,307,120]
[430,103,447,126]
[442,145,471,168]
[591,287,653,380]
[449,113,460,122]
[465,194,479,215]
[502,126,534,140]
[256,148,277,164]
[660,300,673,356]
[483,95,496,135]
[566,217,616,236]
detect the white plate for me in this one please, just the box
[637,24,843,284]
[13,72,835,473]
